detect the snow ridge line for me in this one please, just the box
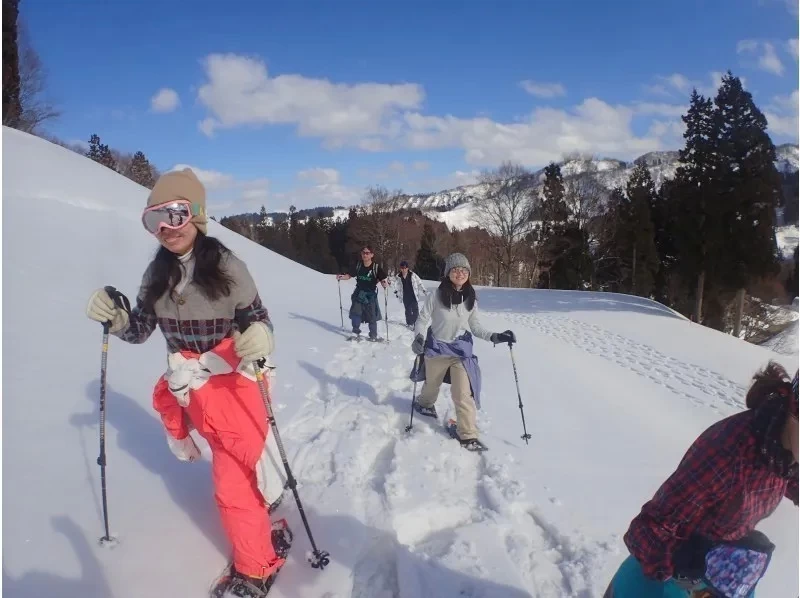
[485,311,747,410]
[279,324,611,597]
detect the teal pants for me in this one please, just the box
[605,554,757,598]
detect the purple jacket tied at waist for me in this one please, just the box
[410,329,483,408]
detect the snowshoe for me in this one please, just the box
[347,333,363,342]
[209,519,293,598]
[414,403,438,418]
[367,336,384,343]
[445,419,488,452]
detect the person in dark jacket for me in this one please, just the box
[393,260,427,327]
[336,245,388,341]
[604,362,798,598]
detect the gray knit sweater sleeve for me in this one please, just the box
[467,301,493,342]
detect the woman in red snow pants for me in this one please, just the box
[85,168,287,597]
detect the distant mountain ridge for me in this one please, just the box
[392,144,799,214]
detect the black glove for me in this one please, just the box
[411,333,425,355]
[490,330,516,345]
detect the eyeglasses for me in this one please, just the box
[450,267,469,275]
[361,250,372,255]
[142,200,193,235]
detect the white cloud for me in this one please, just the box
[297,168,341,184]
[632,102,687,117]
[276,181,362,210]
[787,38,799,61]
[169,164,270,214]
[412,161,430,171]
[196,53,424,143]
[150,88,181,113]
[737,40,785,76]
[171,164,234,189]
[388,160,405,173]
[519,80,566,98]
[765,90,799,138]
[401,98,663,167]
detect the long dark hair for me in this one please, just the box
[745,361,792,409]
[141,232,234,310]
[437,277,476,311]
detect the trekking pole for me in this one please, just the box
[235,315,330,570]
[404,355,421,432]
[96,285,131,547]
[384,286,389,341]
[337,278,344,329]
[506,342,532,444]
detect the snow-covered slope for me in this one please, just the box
[3,127,798,598]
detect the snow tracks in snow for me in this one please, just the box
[486,311,747,411]
[280,325,611,598]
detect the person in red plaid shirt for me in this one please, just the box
[604,362,798,598]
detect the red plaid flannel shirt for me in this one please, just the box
[623,409,798,581]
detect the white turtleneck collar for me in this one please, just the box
[176,249,195,294]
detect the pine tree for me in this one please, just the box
[714,71,781,290]
[86,133,117,171]
[594,186,628,291]
[672,89,720,322]
[651,179,681,305]
[128,151,155,188]
[537,162,572,289]
[86,134,102,162]
[624,162,660,296]
[539,162,569,236]
[415,221,441,280]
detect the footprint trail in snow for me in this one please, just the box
[485,311,748,411]
[280,323,613,598]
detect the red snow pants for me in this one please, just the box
[152,338,283,579]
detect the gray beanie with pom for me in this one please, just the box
[444,253,471,277]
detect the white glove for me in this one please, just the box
[86,288,129,333]
[233,322,274,363]
[166,433,200,462]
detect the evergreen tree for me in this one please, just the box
[624,162,660,296]
[713,71,781,290]
[594,186,628,291]
[671,89,720,322]
[128,151,155,188]
[415,221,441,280]
[651,179,681,305]
[86,133,117,171]
[3,0,21,127]
[539,162,569,237]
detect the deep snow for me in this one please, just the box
[2,127,798,597]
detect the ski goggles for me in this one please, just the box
[141,200,199,235]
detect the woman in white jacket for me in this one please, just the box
[410,253,516,451]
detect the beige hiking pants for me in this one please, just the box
[417,355,478,440]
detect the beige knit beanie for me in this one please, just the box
[146,168,208,235]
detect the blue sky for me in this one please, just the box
[21,0,799,215]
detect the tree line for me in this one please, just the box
[221,71,798,341]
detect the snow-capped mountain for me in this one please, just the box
[391,145,798,215]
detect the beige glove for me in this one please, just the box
[233,321,274,363]
[86,288,129,333]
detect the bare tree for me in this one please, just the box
[563,157,604,232]
[13,19,59,133]
[472,162,536,286]
[349,185,404,269]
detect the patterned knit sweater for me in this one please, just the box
[114,250,271,355]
